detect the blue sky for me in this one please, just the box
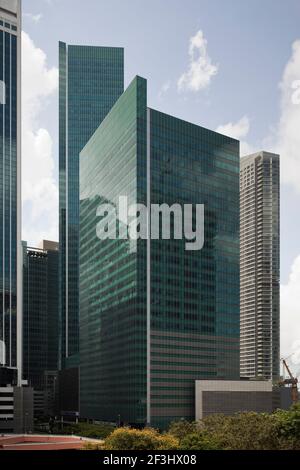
[22,0,300,367]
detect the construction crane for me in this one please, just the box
[278,358,299,404]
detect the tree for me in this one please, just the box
[103,427,179,450]
[168,420,199,440]
[180,432,221,450]
[273,403,300,449]
[201,412,280,450]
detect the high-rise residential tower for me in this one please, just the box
[59,43,124,368]
[240,151,280,380]
[80,76,240,428]
[0,0,22,384]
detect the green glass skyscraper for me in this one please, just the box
[59,43,124,368]
[0,0,22,384]
[80,76,240,428]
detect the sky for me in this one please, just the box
[22,0,300,373]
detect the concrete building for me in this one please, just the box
[12,385,34,433]
[195,380,273,420]
[0,367,33,434]
[240,152,280,380]
[0,0,22,385]
[79,76,240,429]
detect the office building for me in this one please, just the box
[0,366,33,433]
[0,0,22,384]
[22,240,59,415]
[0,385,33,434]
[240,152,280,380]
[59,42,124,369]
[80,76,240,428]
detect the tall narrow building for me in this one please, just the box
[23,240,59,391]
[0,0,22,384]
[240,151,280,380]
[22,240,59,416]
[59,43,124,368]
[80,76,240,429]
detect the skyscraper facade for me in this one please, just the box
[22,241,59,390]
[59,43,124,367]
[80,76,240,428]
[240,151,280,380]
[0,0,22,383]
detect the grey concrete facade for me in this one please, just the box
[0,385,33,433]
[195,380,273,420]
[240,152,280,380]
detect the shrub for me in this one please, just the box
[168,420,199,440]
[180,432,221,450]
[273,404,300,449]
[201,412,280,450]
[52,422,115,439]
[103,427,179,450]
[169,411,295,450]
[83,441,105,450]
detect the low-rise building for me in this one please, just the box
[0,368,33,433]
[195,380,274,420]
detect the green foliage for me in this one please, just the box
[52,422,115,439]
[180,432,221,450]
[103,427,179,450]
[272,403,300,449]
[83,441,105,450]
[168,420,199,440]
[201,412,280,450]
[169,406,300,450]
[46,406,300,450]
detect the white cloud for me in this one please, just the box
[24,13,43,23]
[277,43,300,377]
[178,30,218,92]
[215,115,255,156]
[22,31,59,246]
[239,141,256,157]
[216,115,250,140]
[271,40,300,194]
[158,80,171,98]
[261,42,300,373]
[281,255,300,376]
[215,40,300,163]
[262,41,300,375]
